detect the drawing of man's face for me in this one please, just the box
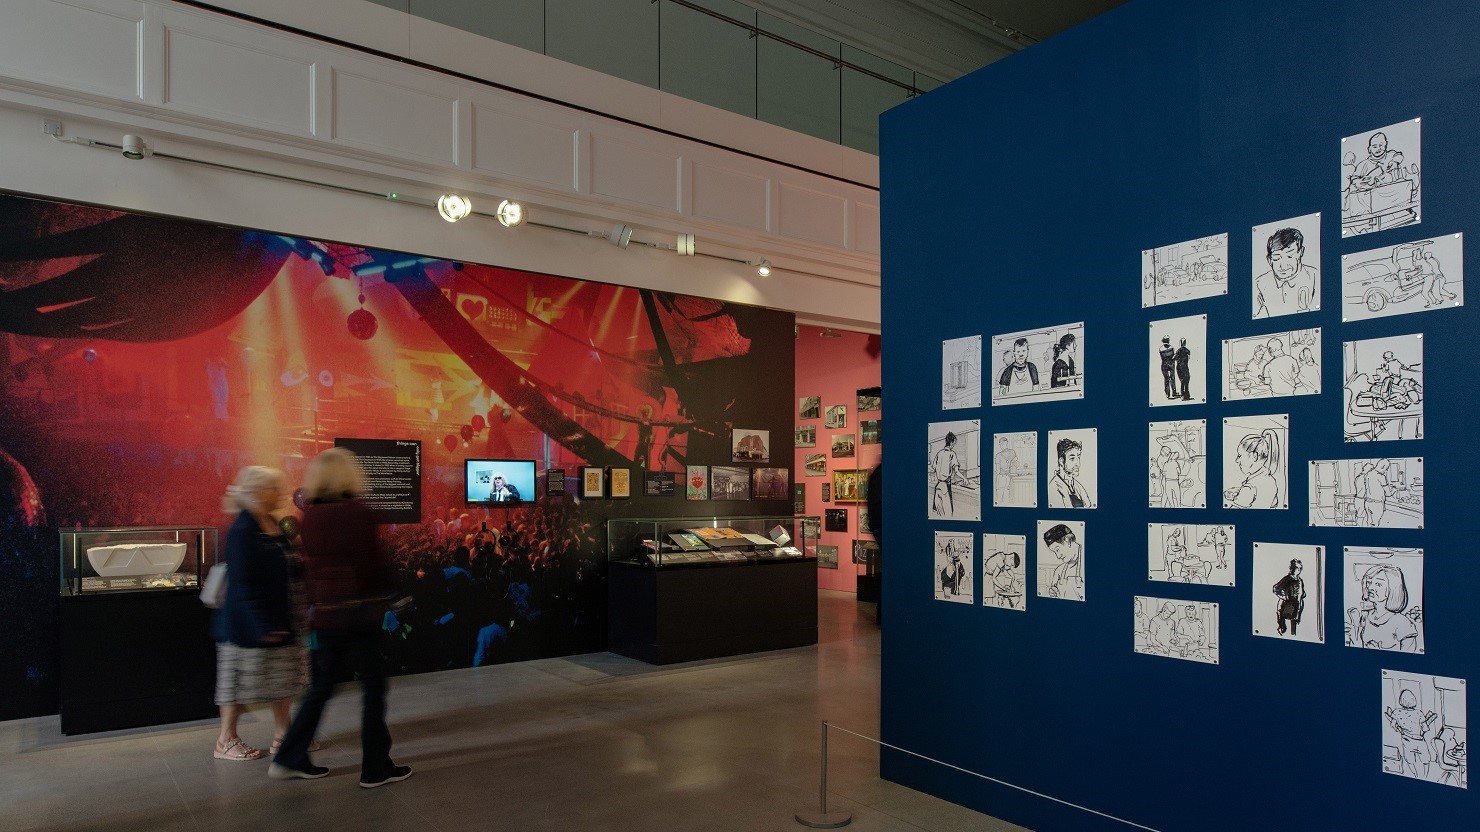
[1159,602,1176,618]
[1050,534,1078,561]
[1368,132,1388,161]
[1183,606,1197,621]
[1061,447,1081,476]
[1012,341,1028,367]
[1268,240,1304,279]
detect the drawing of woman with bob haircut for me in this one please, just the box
[1350,564,1419,652]
[1224,429,1281,508]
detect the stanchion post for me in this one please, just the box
[794,720,853,828]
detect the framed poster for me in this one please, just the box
[795,424,817,447]
[825,508,848,532]
[608,467,631,499]
[857,387,881,412]
[860,419,881,445]
[581,466,604,499]
[732,428,770,462]
[686,465,709,500]
[831,433,855,458]
[832,468,867,503]
[710,465,751,500]
[825,405,848,428]
[800,395,821,419]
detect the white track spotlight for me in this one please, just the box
[495,199,525,227]
[752,258,771,277]
[120,134,150,160]
[676,233,696,256]
[437,193,473,223]
[608,223,633,248]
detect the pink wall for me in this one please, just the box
[794,325,882,592]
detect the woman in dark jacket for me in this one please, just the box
[270,447,411,788]
[212,466,305,761]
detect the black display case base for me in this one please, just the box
[60,590,218,734]
[608,559,818,664]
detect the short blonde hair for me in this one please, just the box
[303,447,366,502]
[222,466,286,515]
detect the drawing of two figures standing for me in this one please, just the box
[1158,337,1193,401]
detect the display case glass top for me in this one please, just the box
[60,526,218,596]
[608,515,819,567]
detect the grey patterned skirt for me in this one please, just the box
[214,642,309,705]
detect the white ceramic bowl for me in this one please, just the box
[86,543,187,577]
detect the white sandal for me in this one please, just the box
[214,737,264,761]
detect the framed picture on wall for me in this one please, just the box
[825,508,848,532]
[861,419,881,445]
[608,467,631,499]
[805,453,828,476]
[832,468,867,503]
[581,466,604,499]
[817,544,839,569]
[686,465,709,500]
[831,434,856,458]
[732,428,770,462]
[710,465,751,499]
[795,424,817,447]
[800,396,821,419]
[751,467,790,500]
[825,405,849,428]
[857,387,881,412]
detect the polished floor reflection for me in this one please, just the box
[0,591,1030,831]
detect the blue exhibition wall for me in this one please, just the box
[879,1,1478,830]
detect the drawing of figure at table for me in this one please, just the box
[1050,333,1078,388]
[1171,605,1207,659]
[1346,340,1423,441]
[1343,129,1420,236]
[983,549,1023,609]
[1147,602,1177,654]
[1166,530,1210,584]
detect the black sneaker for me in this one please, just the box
[359,764,413,789]
[269,762,329,780]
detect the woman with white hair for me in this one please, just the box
[271,447,411,787]
[212,466,306,761]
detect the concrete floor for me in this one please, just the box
[0,591,1030,832]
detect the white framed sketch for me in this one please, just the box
[1222,329,1321,401]
[928,420,981,521]
[1308,457,1423,529]
[942,335,982,410]
[1252,213,1321,318]
[1045,428,1096,509]
[1345,547,1424,654]
[992,431,1037,508]
[1149,315,1206,406]
[1342,119,1421,238]
[1148,523,1233,587]
[1149,419,1207,509]
[990,322,1084,406]
[1222,414,1289,509]
[1342,233,1463,322]
[934,531,974,604]
[982,533,1027,611]
[1344,334,1423,442]
[1142,232,1228,308]
[1134,597,1219,665]
[1381,670,1466,788]
[1252,542,1325,644]
[1036,520,1085,602]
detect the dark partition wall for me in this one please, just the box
[880,1,1478,829]
[0,193,794,721]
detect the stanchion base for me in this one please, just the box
[794,810,853,828]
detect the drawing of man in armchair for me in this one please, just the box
[1343,130,1420,235]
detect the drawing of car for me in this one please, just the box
[1191,255,1226,283]
[1344,241,1433,312]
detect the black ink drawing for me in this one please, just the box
[992,431,1037,508]
[1252,542,1324,644]
[928,419,981,521]
[831,433,855,458]
[1134,597,1219,664]
[824,404,848,429]
[1222,414,1289,509]
[1342,119,1421,238]
[1252,213,1321,318]
[1342,233,1464,322]
[1148,315,1205,406]
[804,452,827,476]
[1344,334,1423,442]
[800,396,821,420]
[1309,457,1423,529]
[795,424,816,448]
[1142,232,1228,308]
[934,531,974,604]
[1147,523,1234,587]
[1148,419,1206,509]
[1381,670,1466,788]
[942,335,982,410]
[1221,329,1321,401]
[990,322,1085,406]
[1036,520,1085,602]
[1345,548,1424,654]
[982,533,1026,611]
[1045,428,1096,509]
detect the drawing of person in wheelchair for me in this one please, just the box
[1343,130,1420,236]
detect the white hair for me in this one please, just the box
[303,447,366,502]
[222,466,286,515]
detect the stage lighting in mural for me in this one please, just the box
[495,199,525,227]
[437,193,472,223]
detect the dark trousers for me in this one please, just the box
[1177,368,1191,399]
[275,628,394,778]
[1162,367,1177,398]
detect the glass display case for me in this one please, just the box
[607,515,819,567]
[60,526,218,596]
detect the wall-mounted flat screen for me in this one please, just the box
[465,459,536,505]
